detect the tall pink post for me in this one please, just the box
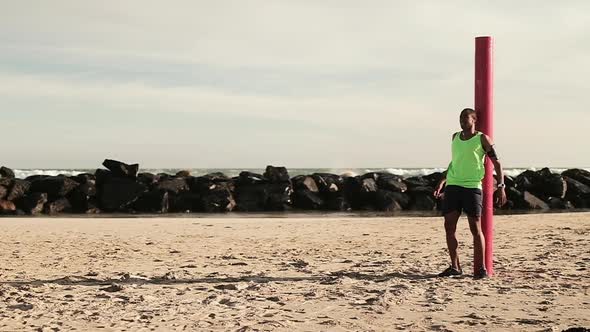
[475,36,494,276]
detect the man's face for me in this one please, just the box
[460,112,476,130]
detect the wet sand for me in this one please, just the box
[0,213,589,331]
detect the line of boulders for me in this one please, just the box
[0,161,589,215]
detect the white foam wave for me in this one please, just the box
[384,168,448,177]
[13,169,86,179]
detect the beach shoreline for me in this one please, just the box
[1,213,589,331]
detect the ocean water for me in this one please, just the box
[9,167,589,179]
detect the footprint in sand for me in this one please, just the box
[214,284,238,291]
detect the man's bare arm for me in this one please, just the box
[481,134,507,206]
[481,134,504,183]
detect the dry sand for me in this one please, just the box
[0,212,589,331]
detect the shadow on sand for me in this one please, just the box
[0,270,445,287]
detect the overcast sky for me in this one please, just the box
[1,1,589,169]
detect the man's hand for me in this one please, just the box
[496,188,507,207]
[433,183,445,199]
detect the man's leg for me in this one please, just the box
[444,211,462,270]
[467,215,486,273]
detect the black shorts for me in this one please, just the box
[442,185,483,217]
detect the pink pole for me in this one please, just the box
[475,36,494,276]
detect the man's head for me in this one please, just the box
[459,108,477,130]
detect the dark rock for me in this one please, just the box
[202,172,230,182]
[404,176,430,189]
[67,182,98,213]
[43,198,72,214]
[0,178,11,187]
[547,197,573,210]
[72,173,95,184]
[514,169,538,192]
[233,187,266,211]
[264,166,290,183]
[5,167,581,214]
[24,175,48,183]
[7,179,31,201]
[375,190,409,211]
[569,195,590,209]
[423,172,445,187]
[236,171,267,185]
[292,173,347,211]
[515,168,566,199]
[155,178,189,194]
[541,172,567,199]
[563,177,590,208]
[292,189,324,210]
[102,159,139,179]
[265,183,293,210]
[99,178,146,212]
[156,173,172,181]
[325,196,350,211]
[291,175,319,192]
[235,183,292,211]
[95,169,114,186]
[408,187,436,210]
[186,176,209,194]
[169,192,201,212]
[21,192,48,215]
[361,172,380,180]
[83,198,100,214]
[374,173,407,193]
[503,175,516,189]
[137,172,159,188]
[30,176,79,201]
[0,185,7,200]
[409,195,437,211]
[173,179,235,212]
[503,187,527,209]
[0,166,15,179]
[78,182,97,196]
[360,178,378,193]
[564,177,590,197]
[133,189,169,213]
[562,169,590,187]
[408,185,434,194]
[69,193,97,213]
[200,185,236,212]
[188,175,234,195]
[0,200,16,214]
[312,173,344,196]
[523,191,549,210]
[175,170,191,177]
[342,176,364,210]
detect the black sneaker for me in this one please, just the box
[438,266,463,277]
[474,267,488,279]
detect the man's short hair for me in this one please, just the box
[461,108,477,120]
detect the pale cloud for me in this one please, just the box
[0,1,589,168]
[0,73,433,125]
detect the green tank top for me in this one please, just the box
[446,131,485,189]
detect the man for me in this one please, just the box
[433,108,507,279]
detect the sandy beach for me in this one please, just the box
[0,213,588,331]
